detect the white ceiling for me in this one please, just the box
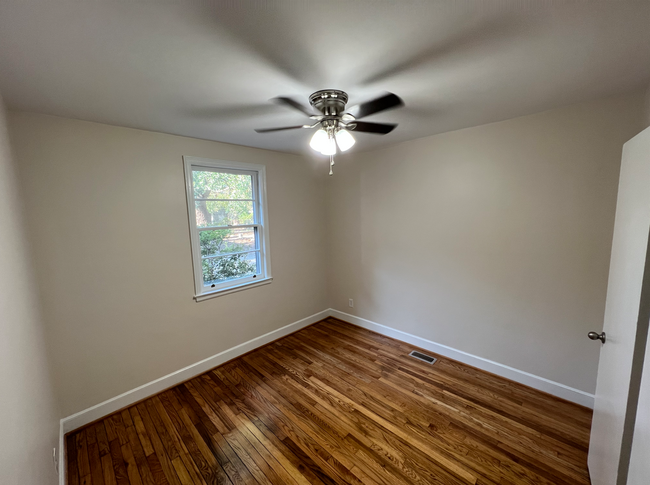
[1,0,649,155]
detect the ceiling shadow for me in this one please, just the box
[183,103,280,120]
[361,16,529,86]
[199,2,323,87]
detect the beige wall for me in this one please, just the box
[9,113,328,417]
[0,100,58,482]
[326,92,645,394]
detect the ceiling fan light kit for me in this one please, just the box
[310,128,337,155]
[255,89,404,175]
[335,128,355,151]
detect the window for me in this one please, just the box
[183,157,271,300]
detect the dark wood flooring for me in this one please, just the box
[66,317,592,485]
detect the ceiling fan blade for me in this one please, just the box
[273,97,316,117]
[347,121,397,134]
[254,125,308,133]
[346,93,404,120]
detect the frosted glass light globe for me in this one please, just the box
[335,129,356,151]
[309,129,328,152]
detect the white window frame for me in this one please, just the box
[183,156,272,301]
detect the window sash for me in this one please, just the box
[194,198,256,202]
[201,248,260,261]
[197,223,259,231]
[184,157,271,300]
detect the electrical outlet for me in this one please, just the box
[349,298,354,308]
[53,447,58,473]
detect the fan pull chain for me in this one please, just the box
[329,154,334,176]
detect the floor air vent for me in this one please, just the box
[409,350,437,364]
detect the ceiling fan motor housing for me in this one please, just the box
[254,90,400,137]
[309,90,349,116]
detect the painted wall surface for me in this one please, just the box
[0,98,58,483]
[326,92,645,394]
[9,113,328,417]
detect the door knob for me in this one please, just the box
[588,331,606,344]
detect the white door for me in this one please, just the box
[588,126,650,485]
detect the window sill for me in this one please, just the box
[194,277,273,302]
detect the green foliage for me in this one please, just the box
[192,170,252,199]
[193,170,258,284]
[199,226,256,284]
[202,254,256,284]
[193,170,254,226]
[199,230,225,257]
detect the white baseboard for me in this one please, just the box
[59,309,329,438]
[329,309,595,408]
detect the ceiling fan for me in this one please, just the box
[255,90,404,174]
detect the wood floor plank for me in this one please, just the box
[312,323,590,443]
[220,432,272,485]
[86,426,106,485]
[205,375,306,485]
[240,353,421,484]
[120,441,144,485]
[172,383,258,484]
[247,350,466,485]
[95,423,118,485]
[77,429,92,479]
[194,375,288,485]
[216,360,366,484]
[282,332,575,483]
[148,396,209,485]
[66,318,592,484]
[258,340,475,483]
[108,413,130,447]
[223,362,365,484]
[67,433,81,485]
[109,437,131,485]
[158,390,233,485]
[260,353,477,485]
[125,425,158,485]
[292,326,584,480]
[135,402,183,485]
[129,408,155,457]
[325,319,590,429]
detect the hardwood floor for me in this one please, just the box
[66,317,592,485]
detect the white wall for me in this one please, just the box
[8,113,328,417]
[326,92,645,394]
[0,99,59,482]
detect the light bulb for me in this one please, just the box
[310,129,328,152]
[320,135,336,155]
[335,129,355,151]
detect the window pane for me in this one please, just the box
[195,200,254,227]
[192,170,253,200]
[200,228,256,257]
[202,252,257,286]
